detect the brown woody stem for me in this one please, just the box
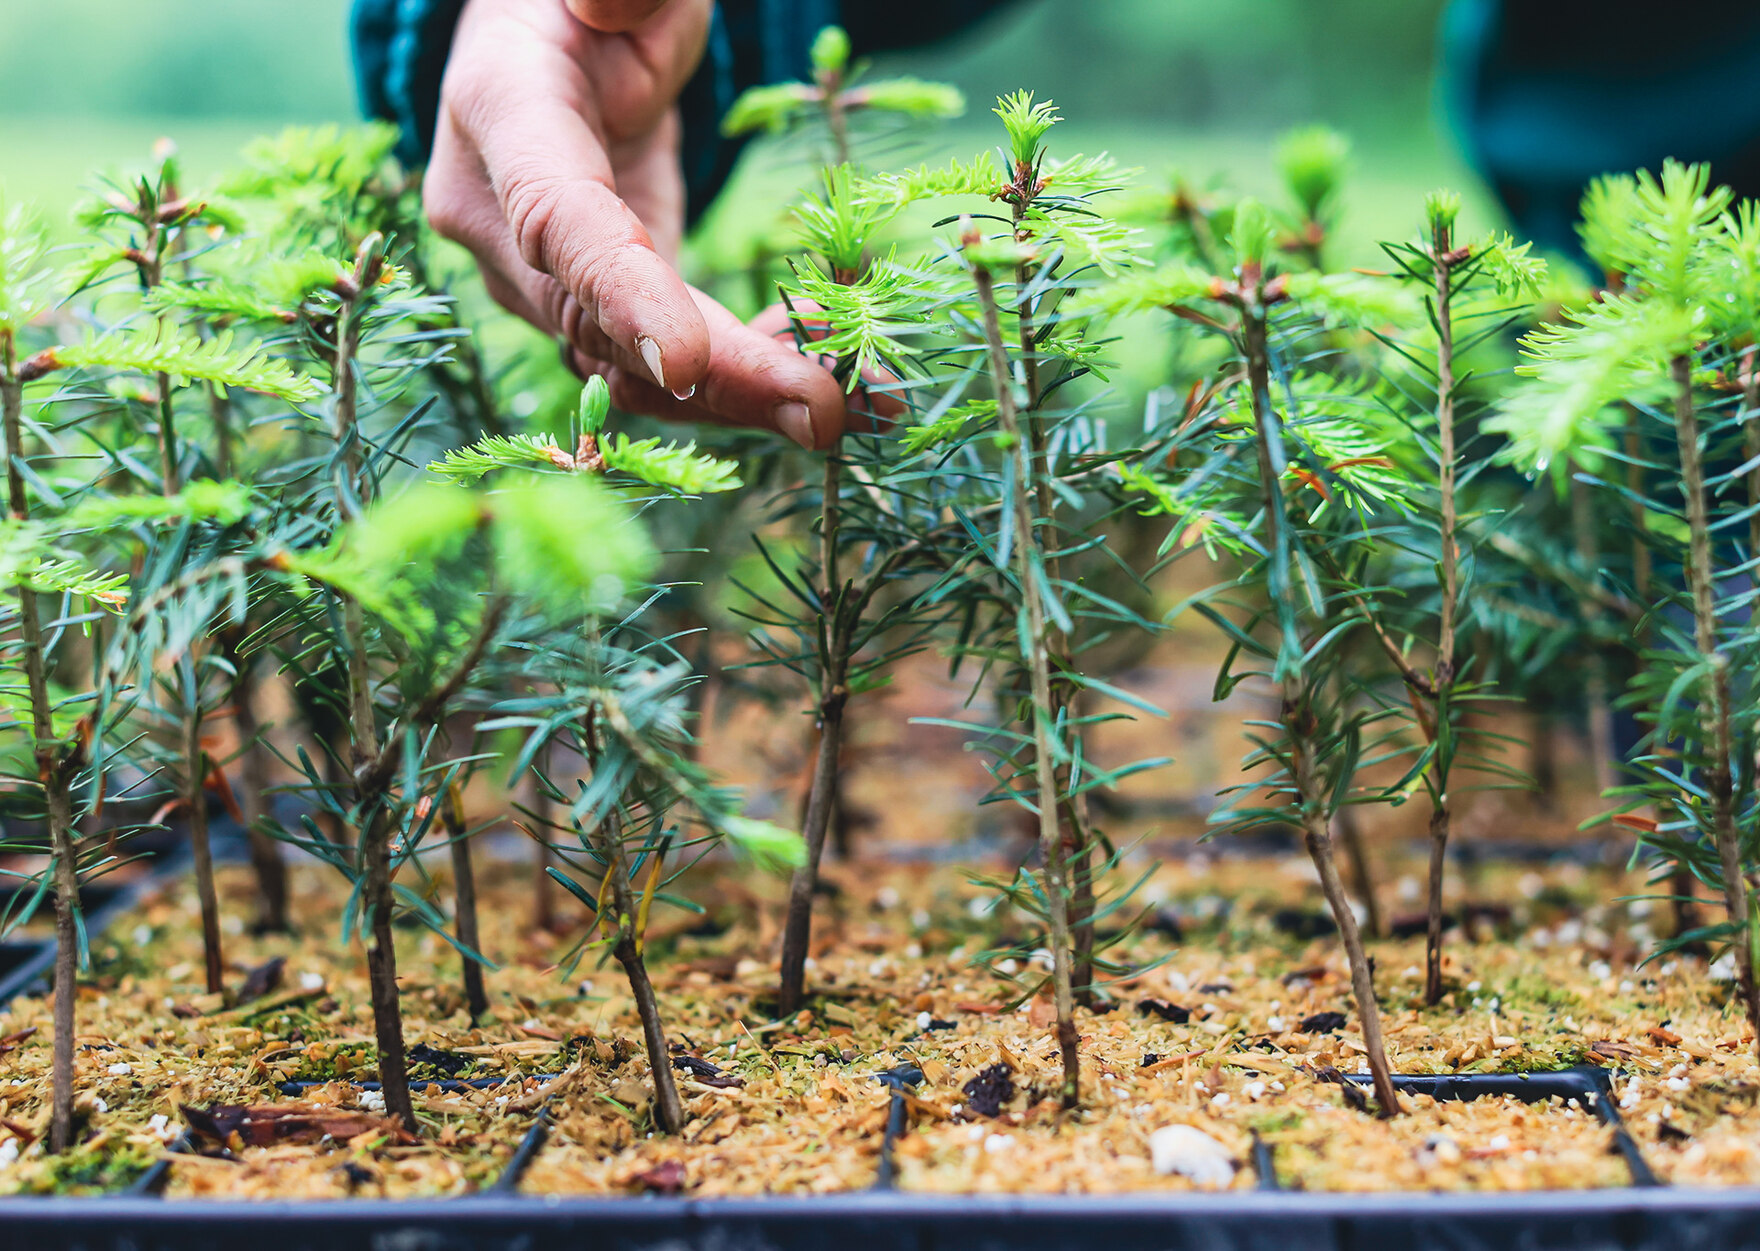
[443,785,489,1021]
[1336,805,1381,940]
[779,450,847,1017]
[975,260,1080,1108]
[1671,354,1760,1061]
[183,683,223,994]
[324,241,415,1133]
[1570,475,1618,797]
[1423,227,1458,1008]
[4,333,83,1152]
[588,803,685,1133]
[1011,197,1094,1004]
[227,642,288,933]
[142,232,228,994]
[1241,303,1401,1116]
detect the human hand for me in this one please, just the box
[425,0,850,448]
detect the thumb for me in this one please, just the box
[562,0,672,31]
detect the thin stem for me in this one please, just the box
[975,261,1079,1107]
[4,333,82,1151]
[182,665,223,994]
[776,213,862,1016]
[778,451,847,1016]
[1424,230,1458,1008]
[361,819,413,1131]
[209,382,233,481]
[141,232,226,992]
[46,766,79,1153]
[533,758,557,933]
[136,228,177,499]
[355,592,506,1128]
[588,803,685,1132]
[442,784,489,1021]
[1302,786,1400,1114]
[227,641,288,933]
[1012,198,1094,1004]
[1335,805,1381,940]
[617,934,683,1131]
[1348,583,1437,698]
[331,296,367,525]
[156,379,179,497]
[1241,304,1400,1116]
[1570,474,1618,797]
[326,242,415,1132]
[1670,354,1760,1061]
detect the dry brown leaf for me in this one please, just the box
[181,1103,417,1149]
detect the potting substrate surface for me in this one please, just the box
[0,851,1755,1200]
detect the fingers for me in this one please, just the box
[426,119,675,376]
[571,289,854,448]
[438,1,709,395]
[677,292,849,448]
[748,302,909,427]
[562,0,672,32]
[433,131,846,445]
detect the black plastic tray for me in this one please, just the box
[2,1188,1759,1251]
[1339,1066,1658,1186]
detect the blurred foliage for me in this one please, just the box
[897,0,1449,134]
[0,0,1446,128]
[0,0,352,120]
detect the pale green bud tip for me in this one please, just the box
[1426,189,1461,235]
[811,26,851,79]
[1275,125,1350,219]
[993,90,1061,169]
[1230,198,1274,268]
[578,374,610,435]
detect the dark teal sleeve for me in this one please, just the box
[350,0,1020,224]
[1443,0,1760,258]
[351,0,466,172]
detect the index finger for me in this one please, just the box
[442,3,709,394]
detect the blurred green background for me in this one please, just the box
[0,0,1495,258]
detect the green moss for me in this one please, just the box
[283,1042,376,1082]
[1246,1109,1306,1133]
[1489,1042,1597,1073]
[1498,974,1583,1012]
[22,1137,156,1195]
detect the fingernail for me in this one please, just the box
[636,335,665,390]
[775,402,815,449]
[672,384,697,401]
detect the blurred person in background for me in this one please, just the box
[353,0,1760,436]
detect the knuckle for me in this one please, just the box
[501,171,573,272]
[422,180,467,243]
[551,289,589,349]
[571,241,623,303]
